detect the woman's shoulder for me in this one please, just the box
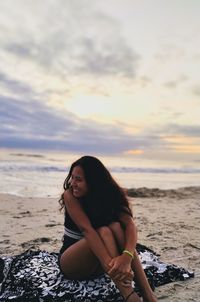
[63,189,70,201]
[64,206,80,230]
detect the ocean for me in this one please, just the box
[0,149,199,198]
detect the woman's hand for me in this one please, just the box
[107,254,133,281]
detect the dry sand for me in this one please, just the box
[0,187,200,301]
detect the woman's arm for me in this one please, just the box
[120,212,138,254]
[63,190,111,271]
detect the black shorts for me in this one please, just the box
[59,236,80,255]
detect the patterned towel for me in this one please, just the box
[0,244,194,302]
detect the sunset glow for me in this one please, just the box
[0,0,199,169]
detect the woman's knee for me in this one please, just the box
[109,221,123,233]
[97,226,113,238]
[109,222,125,248]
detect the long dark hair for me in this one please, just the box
[59,155,132,228]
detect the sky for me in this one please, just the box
[0,0,200,168]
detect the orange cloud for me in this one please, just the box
[164,136,200,153]
[172,145,200,153]
[124,149,144,155]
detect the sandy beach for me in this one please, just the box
[0,187,200,301]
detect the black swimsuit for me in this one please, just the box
[59,208,84,255]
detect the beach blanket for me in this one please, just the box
[0,244,194,302]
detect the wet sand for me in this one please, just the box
[0,187,200,301]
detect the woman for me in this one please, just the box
[58,156,157,302]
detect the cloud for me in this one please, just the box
[0,0,139,79]
[139,76,152,87]
[0,95,160,154]
[0,71,35,97]
[192,85,200,96]
[147,123,200,146]
[164,81,178,89]
[163,123,200,137]
[163,75,188,89]
[1,94,198,157]
[155,42,186,62]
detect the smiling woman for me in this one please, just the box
[58,155,157,302]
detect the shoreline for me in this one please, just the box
[1,185,200,199]
[0,188,200,301]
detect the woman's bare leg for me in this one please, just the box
[132,253,157,302]
[97,226,141,302]
[59,238,103,280]
[109,222,157,302]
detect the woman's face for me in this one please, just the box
[70,165,88,198]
